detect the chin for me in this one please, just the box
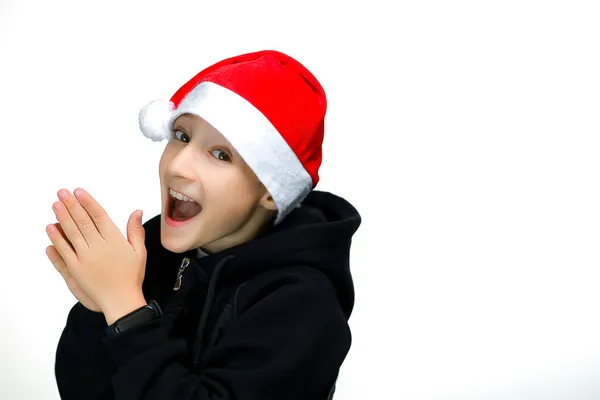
[160,218,197,253]
[160,234,192,253]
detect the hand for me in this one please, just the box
[46,188,148,325]
[46,223,101,312]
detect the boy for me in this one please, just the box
[47,50,361,399]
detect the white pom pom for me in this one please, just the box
[139,99,175,142]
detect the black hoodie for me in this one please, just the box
[54,190,361,400]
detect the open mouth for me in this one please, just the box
[167,189,203,223]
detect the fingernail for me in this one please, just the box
[47,224,56,233]
[58,190,68,200]
[74,188,85,198]
[53,202,64,212]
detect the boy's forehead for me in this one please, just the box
[174,113,228,142]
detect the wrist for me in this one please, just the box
[103,292,147,326]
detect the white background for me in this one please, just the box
[1,0,600,399]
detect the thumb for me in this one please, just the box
[127,210,146,253]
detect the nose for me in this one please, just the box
[166,145,198,181]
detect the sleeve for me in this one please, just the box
[101,270,351,400]
[55,302,116,400]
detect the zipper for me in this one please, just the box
[173,257,191,291]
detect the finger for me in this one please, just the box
[46,245,69,278]
[55,223,74,251]
[73,188,117,239]
[46,223,78,267]
[58,189,98,245]
[127,210,146,254]
[53,199,88,252]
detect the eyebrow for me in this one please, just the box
[173,123,236,154]
[172,124,189,133]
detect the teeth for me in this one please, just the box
[169,188,196,203]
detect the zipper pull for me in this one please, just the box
[173,257,191,291]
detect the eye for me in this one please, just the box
[210,149,232,162]
[173,130,190,143]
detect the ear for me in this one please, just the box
[259,191,278,211]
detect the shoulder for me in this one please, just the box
[234,266,346,323]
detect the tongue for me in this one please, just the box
[172,199,202,221]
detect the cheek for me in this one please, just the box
[158,158,165,179]
[159,146,175,178]
[206,175,259,213]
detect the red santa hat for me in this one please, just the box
[139,50,326,224]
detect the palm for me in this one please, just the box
[50,224,101,312]
[68,276,101,312]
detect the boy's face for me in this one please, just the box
[159,114,276,254]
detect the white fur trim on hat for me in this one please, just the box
[139,99,174,142]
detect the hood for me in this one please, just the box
[143,190,361,318]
